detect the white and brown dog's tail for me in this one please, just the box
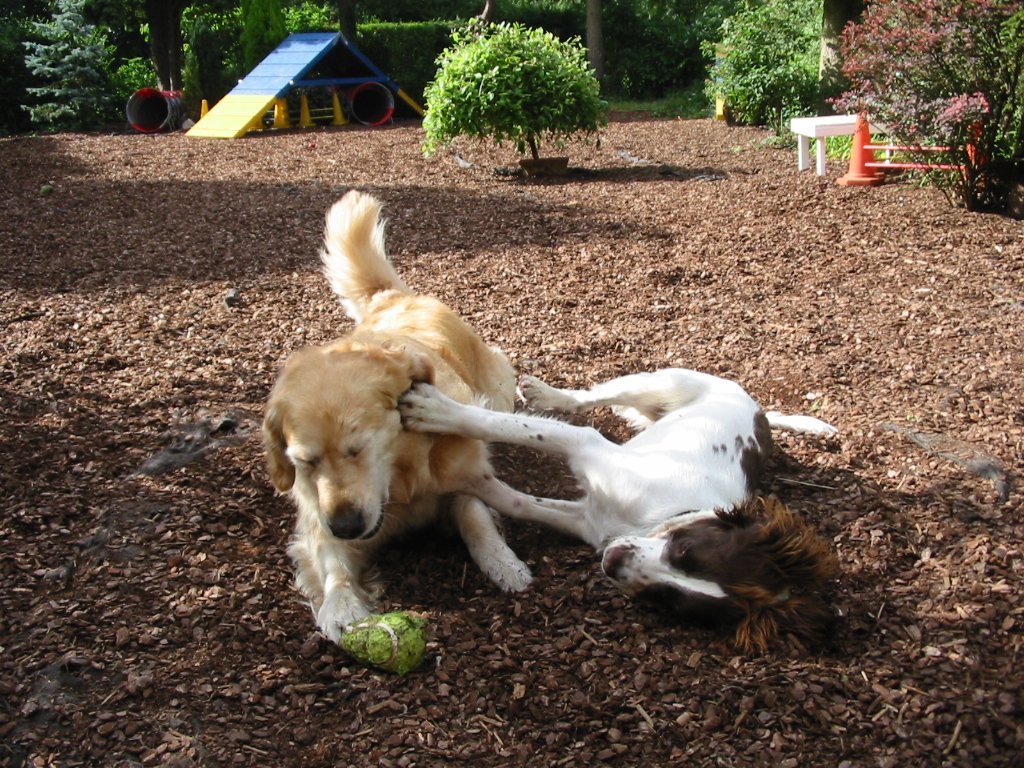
[764,411,837,436]
[320,191,412,322]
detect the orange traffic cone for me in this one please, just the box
[837,114,883,187]
[965,121,985,167]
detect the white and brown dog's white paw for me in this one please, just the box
[398,382,461,432]
[518,375,576,413]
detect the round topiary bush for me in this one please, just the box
[422,21,607,162]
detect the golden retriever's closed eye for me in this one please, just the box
[265,191,530,645]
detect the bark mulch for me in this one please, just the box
[1,117,1021,767]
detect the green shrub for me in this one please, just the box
[285,1,336,32]
[601,0,673,97]
[494,0,583,38]
[182,7,242,112]
[601,0,741,99]
[358,0,479,22]
[494,0,742,100]
[359,0,743,102]
[422,21,607,160]
[110,56,156,103]
[836,0,1024,213]
[702,0,820,134]
[241,0,286,73]
[652,83,715,119]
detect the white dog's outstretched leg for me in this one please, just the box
[764,411,838,436]
[400,382,608,460]
[400,383,602,547]
[516,375,586,412]
[520,369,718,427]
[451,494,532,592]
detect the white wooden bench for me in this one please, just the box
[790,115,879,176]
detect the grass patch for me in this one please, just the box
[608,83,712,120]
[827,134,853,161]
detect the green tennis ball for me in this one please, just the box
[340,612,427,675]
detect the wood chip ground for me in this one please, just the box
[1,117,1021,767]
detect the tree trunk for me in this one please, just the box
[819,0,863,108]
[585,0,603,82]
[478,0,495,22]
[338,0,357,42]
[146,0,186,91]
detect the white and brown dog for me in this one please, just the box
[263,191,530,643]
[400,368,839,653]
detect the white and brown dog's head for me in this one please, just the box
[601,497,838,653]
[263,341,433,540]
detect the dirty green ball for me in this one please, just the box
[40,184,54,196]
[340,612,427,675]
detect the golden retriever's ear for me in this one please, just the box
[404,349,434,385]
[262,403,295,492]
[375,341,434,385]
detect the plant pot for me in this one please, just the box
[519,156,570,176]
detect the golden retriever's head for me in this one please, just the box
[263,341,433,539]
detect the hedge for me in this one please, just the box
[356,21,455,104]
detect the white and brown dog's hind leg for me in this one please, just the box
[450,493,533,592]
[519,368,716,428]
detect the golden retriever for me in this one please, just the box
[263,191,531,643]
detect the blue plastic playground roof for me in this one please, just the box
[231,33,340,98]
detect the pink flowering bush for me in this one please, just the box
[836,0,1024,212]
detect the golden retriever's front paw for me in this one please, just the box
[317,591,371,644]
[485,556,533,594]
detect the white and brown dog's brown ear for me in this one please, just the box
[262,402,296,492]
[729,497,839,654]
[732,593,837,655]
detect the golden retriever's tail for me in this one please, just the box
[320,191,412,322]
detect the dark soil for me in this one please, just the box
[1,117,1021,767]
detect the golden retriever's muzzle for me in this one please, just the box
[324,501,385,540]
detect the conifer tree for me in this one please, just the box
[23,0,115,130]
[241,0,286,73]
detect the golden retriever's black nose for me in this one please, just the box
[328,507,365,539]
